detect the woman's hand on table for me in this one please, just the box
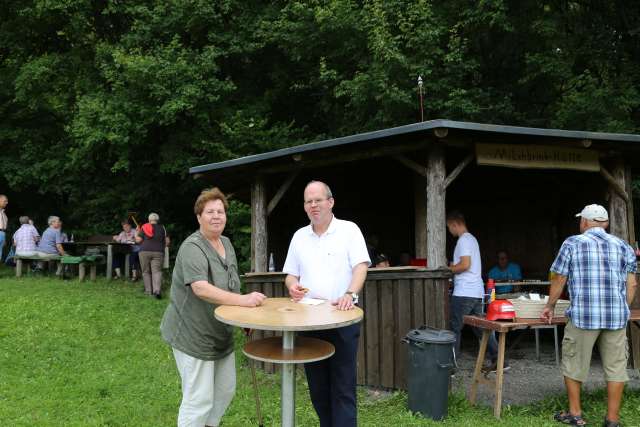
[241,292,267,307]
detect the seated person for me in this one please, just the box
[374,253,390,268]
[487,250,522,294]
[398,251,412,266]
[112,220,140,280]
[36,216,67,274]
[13,215,40,256]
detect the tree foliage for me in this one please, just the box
[1,1,640,262]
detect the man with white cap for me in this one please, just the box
[542,204,637,427]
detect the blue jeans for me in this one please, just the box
[300,323,360,427]
[450,296,498,361]
[0,230,5,261]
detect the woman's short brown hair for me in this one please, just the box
[194,187,229,215]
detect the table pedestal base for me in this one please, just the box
[243,332,335,427]
[282,332,295,427]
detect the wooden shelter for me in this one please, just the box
[191,119,640,388]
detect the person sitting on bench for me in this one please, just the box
[35,216,67,274]
[13,215,40,257]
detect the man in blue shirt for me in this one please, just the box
[487,250,522,294]
[35,215,67,274]
[542,204,637,427]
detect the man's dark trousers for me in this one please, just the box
[301,323,360,427]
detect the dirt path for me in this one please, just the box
[451,340,640,407]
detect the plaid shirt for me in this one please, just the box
[13,224,40,252]
[550,227,636,330]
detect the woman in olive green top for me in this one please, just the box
[161,188,266,427]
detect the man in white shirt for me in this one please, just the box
[447,210,500,370]
[283,181,370,427]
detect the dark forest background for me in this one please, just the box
[2,1,640,269]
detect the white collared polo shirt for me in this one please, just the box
[283,216,371,301]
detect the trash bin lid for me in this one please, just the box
[405,327,456,344]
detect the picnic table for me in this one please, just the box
[62,241,134,280]
[464,309,640,418]
[215,297,363,427]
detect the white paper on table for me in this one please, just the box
[297,297,325,305]
[529,293,541,301]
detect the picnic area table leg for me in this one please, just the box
[16,258,22,277]
[78,263,86,282]
[553,325,560,366]
[493,331,507,418]
[90,264,96,281]
[469,329,490,405]
[281,331,296,427]
[106,244,113,280]
[124,253,130,279]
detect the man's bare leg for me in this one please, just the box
[565,376,583,416]
[606,381,624,422]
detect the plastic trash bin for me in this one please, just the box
[403,326,456,420]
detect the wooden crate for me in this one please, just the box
[508,298,569,319]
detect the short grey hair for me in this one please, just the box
[19,216,30,225]
[48,215,60,226]
[148,212,160,223]
[305,181,333,199]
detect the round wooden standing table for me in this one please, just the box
[215,297,363,427]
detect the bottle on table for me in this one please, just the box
[268,253,275,272]
[487,279,496,302]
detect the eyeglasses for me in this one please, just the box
[304,198,331,206]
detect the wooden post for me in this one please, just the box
[79,263,86,282]
[607,159,629,241]
[251,176,268,272]
[124,254,130,279]
[624,164,635,245]
[426,144,447,268]
[106,244,113,280]
[414,175,427,258]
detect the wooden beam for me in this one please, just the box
[414,175,427,258]
[258,143,426,174]
[426,144,447,268]
[443,152,474,189]
[605,160,630,241]
[624,164,635,245]
[251,176,268,272]
[600,166,629,203]
[393,155,427,178]
[267,170,299,216]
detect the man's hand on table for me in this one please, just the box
[241,292,267,307]
[288,284,307,302]
[540,305,554,324]
[333,294,355,311]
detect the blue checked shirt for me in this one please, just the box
[550,227,636,330]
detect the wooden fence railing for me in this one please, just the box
[243,268,452,390]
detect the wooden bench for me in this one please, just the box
[60,256,98,282]
[14,255,62,277]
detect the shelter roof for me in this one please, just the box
[190,119,640,182]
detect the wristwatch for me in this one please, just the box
[346,291,359,304]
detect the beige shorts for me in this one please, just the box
[561,321,629,382]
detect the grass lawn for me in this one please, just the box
[1,265,639,426]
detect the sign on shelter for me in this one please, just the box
[476,143,600,172]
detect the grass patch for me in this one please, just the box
[1,266,639,426]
